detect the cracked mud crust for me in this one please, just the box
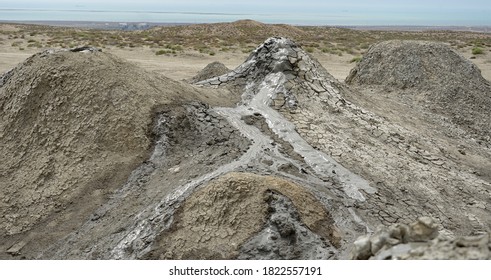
[144,172,339,260]
[0,48,241,259]
[2,37,491,260]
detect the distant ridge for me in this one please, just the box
[149,19,307,42]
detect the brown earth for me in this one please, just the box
[145,172,339,260]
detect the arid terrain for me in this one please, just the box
[1,20,491,260]
[1,20,491,82]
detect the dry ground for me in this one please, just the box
[1,22,491,260]
[1,22,490,82]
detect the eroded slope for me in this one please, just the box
[0,48,238,258]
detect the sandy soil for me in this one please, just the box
[2,47,490,84]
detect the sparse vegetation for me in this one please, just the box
[155,49,173,55]
[350,56,363,63]
[472,47,484,55]
[1,21,491,58]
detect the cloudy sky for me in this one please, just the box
[1,0,490,25]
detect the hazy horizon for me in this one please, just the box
[1,0,491,26]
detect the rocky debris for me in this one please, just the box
[6,241,27,257]
[401,234,491,260]
[351,218,491,260]
[144,172,339,259]
[351,217,439,259]
[346,40,491,142]
[189,61,230,83]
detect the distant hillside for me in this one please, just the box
[144,20,308,47]
[153,19,306,39]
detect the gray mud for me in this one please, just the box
[4,37,491,260]
[238,190,336,260]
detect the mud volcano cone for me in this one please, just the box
[189,61,230,83]
[196,37,346,110]
[0,47,212,247]
[346,40,491,142]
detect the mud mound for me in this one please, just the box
[346,40,491,140]
[0,48,226,241]
[145,172,339,260]
[199,36,491,258]
[196,37,345,111]
[346,40,489,92]
[189,61,230,83]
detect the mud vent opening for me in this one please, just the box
[238,189,337,260]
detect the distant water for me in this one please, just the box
[1,8,491,26]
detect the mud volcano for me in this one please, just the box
[189,61,230,83]
[346,40,491,141]
[2,38,491,260]
[0,48,236,258]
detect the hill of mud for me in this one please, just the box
[198,37,491,258]
[0,47,237,258]
[188,61,230,83]
[1,38,491,260]
[346,40,491,143]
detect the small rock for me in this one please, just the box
[352,236,372,260]
[408,216,439,242]
[370,230,390,255]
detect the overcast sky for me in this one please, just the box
[1,0,490,25]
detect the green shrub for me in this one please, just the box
[472,47,484,55]
[27,42,42,48]
[155,49,169,55]
[350,56,362,63]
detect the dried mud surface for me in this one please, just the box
[0,48,240,259]
[145,172,338,260]
[1,37,491,260]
